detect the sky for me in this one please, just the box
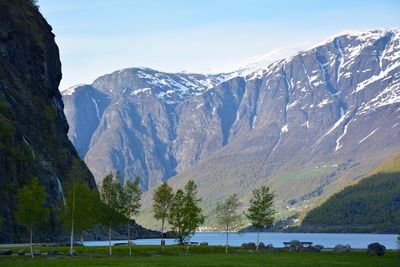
[38,0,400,91]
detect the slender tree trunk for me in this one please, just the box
[108,224,112,256]
[70,182,76,256]
[225,225,229,254]
[128,220,131,256]
[30,227,34,259]
[161,217,165,251]
[80,234,83,245]
[256,229,260,252]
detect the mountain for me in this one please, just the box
[300,152,400,233]
[0,1,97,242]
[63,29,400,228]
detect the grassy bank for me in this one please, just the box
[0,245,399,266]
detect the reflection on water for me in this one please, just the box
[84,232,398,249]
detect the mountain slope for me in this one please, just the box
[301,152,400,233]
[63,29,400,228]
[0,0,96,242]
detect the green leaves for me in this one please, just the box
[168,180,205,244]
[153,182,174,222]
[246,186,276,230]
[215,194,242,231]
[15,177,50,229]
[121,178,142,219]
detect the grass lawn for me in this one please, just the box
[0,246,399,267]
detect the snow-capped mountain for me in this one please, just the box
[62,29,400,227]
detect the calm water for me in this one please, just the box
[84,232,399,249]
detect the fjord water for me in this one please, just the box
[84,232,398,249]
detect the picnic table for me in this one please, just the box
[283,241,313,247]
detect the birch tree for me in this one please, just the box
[152,182,174,250]
[15,177,50,258]
[215,194,242,253]
[246,186,276,251]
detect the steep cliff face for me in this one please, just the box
[0,0,96,242]
[64,29,400,227]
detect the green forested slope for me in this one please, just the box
[301,153,400,233]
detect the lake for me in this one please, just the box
[84,232,399,249]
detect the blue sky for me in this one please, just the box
[38,0,400,90]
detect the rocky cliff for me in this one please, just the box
[0,0,96,242]
[63,29,400,228]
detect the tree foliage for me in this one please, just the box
[215,193,242,253]
[246,185,275,251]
[15,177,50,230]
[302,172,400,233]
[246,186,276,229]
[15,177,50,258]
[153,182,174,248]
[168,180,205,244]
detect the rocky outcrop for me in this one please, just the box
[0,0,96,242]
[367,242,385,256]
[64,29,400,227]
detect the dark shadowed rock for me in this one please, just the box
[0,249,11,255]
[241,242,257,250]
[367,242,385,256]
[289,240,302,252]
[17,250,26,256]
[47,249,58,256]
[333,244,351,253]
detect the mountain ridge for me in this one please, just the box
[62,28,400,228]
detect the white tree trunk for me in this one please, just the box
[108,224,112,256]
[128,220,131,256]
[256,229,260,252]
[30,227,34,259]
[225,225,229,254]
[161,217,165,251]
[69,182,76,256]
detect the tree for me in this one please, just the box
[168,180,205,245]
[62,182,97,249]
[62,158,98,256]
[15,177,50,258]
[246,186,276,251]
[120,178,142,255]
[215,194,242,253]
[152,182,174,250]
[99,173,126,256]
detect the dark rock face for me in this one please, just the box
[0,0,95,242]
[367,242,385,256]
[63,29,400,226]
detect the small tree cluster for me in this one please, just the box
[99,173,141,256]
[152,180,205,246]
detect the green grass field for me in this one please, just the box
[0,245,399,267]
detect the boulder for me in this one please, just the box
[69,250,77,256]
[241,242,257,250]
[258,242,265,249]
[47,249,59,256]
[17,250,26,256]
[315,244,324,250]
[333,244,351,253]
[199,242,208,246]
[303,246,321,252]
[289,240,302,252]
[0,249,12,255]
[367,242,385,256]
[32,250,41,256]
